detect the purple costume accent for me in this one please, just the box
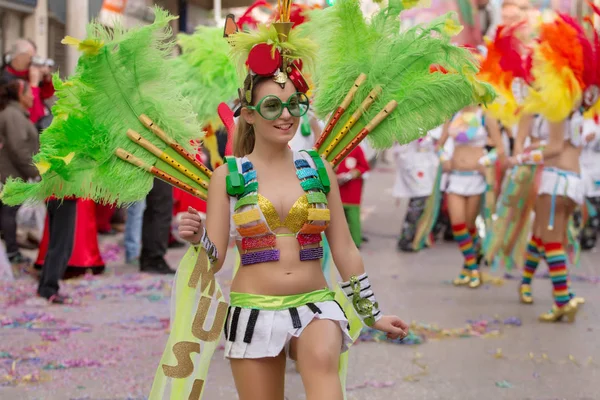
[241,249,281,265]
[299,246,324,261]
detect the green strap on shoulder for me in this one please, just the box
[225,156,245,197]
[302,149,330,194]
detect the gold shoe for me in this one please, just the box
[572,296,585,306]
[468,270,482,288]
[538,299,578,323]
[519,284,533,304]
[453,269,471,286]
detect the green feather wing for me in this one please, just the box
[1,7,203,206]
[305,0,495,150]
[169,26,238,125]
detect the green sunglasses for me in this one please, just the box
[246,92,310,121]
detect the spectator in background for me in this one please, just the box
[0,79,39,264]
[477,0,501,39]
[1,39,55,126]
[140,179,175,274]
[336,145,371,249]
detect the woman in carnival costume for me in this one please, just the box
[172,1,492,396]
[436,49,506,288]
[0,0,494,398]
[476,22,536,272]
[506,12,599,321]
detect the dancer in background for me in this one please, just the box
[510,13,598,321]
[438,106,505,288]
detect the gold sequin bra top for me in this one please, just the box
[226,151,330,266]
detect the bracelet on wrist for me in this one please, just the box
[340,273,382,327]
[194,226,219,264]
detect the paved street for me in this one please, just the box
[1,165,599,400]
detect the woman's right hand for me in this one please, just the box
[179,207,204,244]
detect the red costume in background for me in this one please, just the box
[35,199,104,277]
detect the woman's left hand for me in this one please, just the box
[372,315,410,340]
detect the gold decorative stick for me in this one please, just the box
[138,114,212,179]
[331,100,397,167]
[323,85,382,158]
[314,73,367,151]
[127,129,208,190]
[115,149,206,200]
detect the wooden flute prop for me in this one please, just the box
[330,100,397,167]
[314,73,367,151]
[126,129,209,190]
[322,85,382,158]
[139,114,213,179]
[115,149,206,200]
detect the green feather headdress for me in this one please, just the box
[303,0,495,157]
[170,26,238,125]
[1,7,206,206]
[227,23,317,83]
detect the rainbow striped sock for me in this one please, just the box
[469,226,480,253]
[544,242,570,307]
[521,236,542,285]
[453,223,477,271]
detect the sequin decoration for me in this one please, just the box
[234,194,258,211]
[241,161,253,173]
[244,170,257,183]
[297,233,322,246]
[307,192,327,204]
[237,222,269,237]
[240,249,281,265]
[299,222,328,235]
[301,178,325,192]
[283,195,309,233]
[308,208,330,222]
[258,194,309,233]
[232,208,262,226]
[296,168,318,180]
[258,194,281,231]
[299,246,324,261]
[243,182,259,196]
[294,159,310,169]
[242,234,277,250]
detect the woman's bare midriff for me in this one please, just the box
[230,236,328,296]
[544,141,582,174]
[451,145,485,171]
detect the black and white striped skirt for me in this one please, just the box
[224,295,353,359]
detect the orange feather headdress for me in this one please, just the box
[523,13,599,122]
[477,23,532,126]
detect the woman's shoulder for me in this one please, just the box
[211,163,230,182]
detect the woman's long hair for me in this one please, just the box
[233,74,271,157]
[0,79,28,112]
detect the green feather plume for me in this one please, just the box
[304,0,495,149]
[228,23,317,83]
[169,26,238,125]
[1,7,203,206]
